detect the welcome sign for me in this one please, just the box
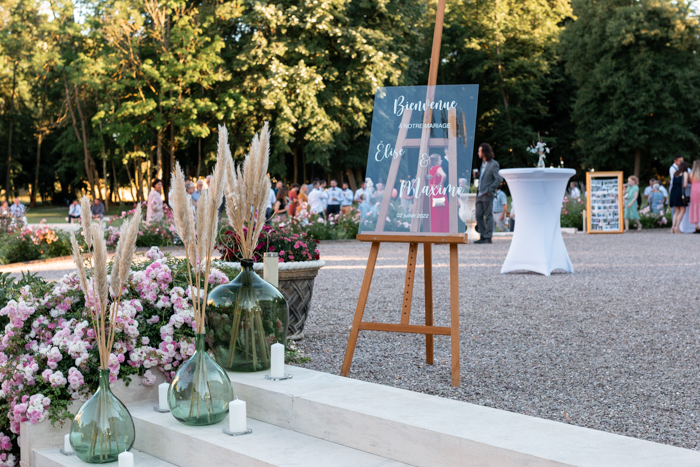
[359,85,478,235]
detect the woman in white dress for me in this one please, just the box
[146,179,164,224]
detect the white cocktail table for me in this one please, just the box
[499,168,576,275]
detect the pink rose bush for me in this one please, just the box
[0,248,234,461]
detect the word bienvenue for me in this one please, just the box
[393,95,457,117]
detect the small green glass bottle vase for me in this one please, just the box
[207,259,288,372]
[69,369,135,464]
[167,333,234,426]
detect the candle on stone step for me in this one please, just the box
[158,382,169,411]
[270,342,285,379]
[118,451,134,467]
[229,398,247,433]
[63,434,73,454]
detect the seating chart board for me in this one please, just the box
[586,171,624,234]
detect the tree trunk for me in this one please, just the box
[64,78,96,199]
[634,148,641,179]
[157,93,163,178]
[302,149,307,183]
[293,145,299,184]
[111,158,123,205]
[74,87,97,199]
[31,133,42,207]
[4,62,17,202]
[346,169,357,191]
[197,138,202,178]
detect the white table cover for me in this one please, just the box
[500,168,575,276]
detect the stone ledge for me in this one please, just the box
[34,448,174,467]
[228,366,700,467]
[129,402,411,467]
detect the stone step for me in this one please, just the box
[228,365,700,467]
[129,402,411,467]
[33,448,174,467]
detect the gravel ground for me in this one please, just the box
[5,232,699,450]
[296,231,700,451]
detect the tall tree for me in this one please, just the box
[437,0,572,169]
[561,0,700,178]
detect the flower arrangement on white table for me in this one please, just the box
[527,140,550,168]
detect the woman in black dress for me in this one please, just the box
[273,187,288,220]
[670,161,689,233]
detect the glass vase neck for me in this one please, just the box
[241,259,254,269]
[98,369,110,390]
[195,333,206,352]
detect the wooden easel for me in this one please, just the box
[341,0,464,387]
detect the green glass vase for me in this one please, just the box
[167,333,234,425]
[207,259,288,372]
[69,369,135,463]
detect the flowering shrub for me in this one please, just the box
[217,224,320,262]
[638,206,671,229]
[105,202,177,248]
[560,196,585,230]
[360,209,411,232]
[273,208,360,241]
[0,221,72,265]
[0,247,234,462]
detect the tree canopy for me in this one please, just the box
[1,0,699,204]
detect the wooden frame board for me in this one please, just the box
[586,171,624,234]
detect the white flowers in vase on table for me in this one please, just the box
[527,140,550,168]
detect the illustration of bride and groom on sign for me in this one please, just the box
[358,84,479,237]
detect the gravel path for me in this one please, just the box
[297,231,700,451]
[5,231,699,450]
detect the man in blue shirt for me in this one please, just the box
[340,182,354,216]
[492,187,508,232]
[10,198,27,224]
[326,179,343,217]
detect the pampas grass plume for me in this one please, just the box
[80,196,92,250]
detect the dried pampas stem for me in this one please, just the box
[225,122,271,260]
[80,197,93,250]
[168,128,228,335]
[69,205,141,370]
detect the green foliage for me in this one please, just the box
[0,224,72,265]
[560,196,585,230]
[561,0,700,175]
[638,206,672,228]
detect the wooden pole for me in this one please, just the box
[428,0,447,88]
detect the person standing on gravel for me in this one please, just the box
[474,143,502,244]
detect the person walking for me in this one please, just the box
[326,179,342,218]
[623,176,641,231]
[341,182,354,216]
[688,160,700,233]
[474,143,502,244]
[146,179,164,224]
[670,161,689,233]
[492,186,508,232]
[273,187,288,220]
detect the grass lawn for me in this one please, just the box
[25,205,130,224]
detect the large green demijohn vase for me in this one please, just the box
[207,259,288,372]
[69,369,135,463]
[167,333,234,425]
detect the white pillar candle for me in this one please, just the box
[158,382,169,411]
[229,398,247,433]
[263,252,279,288]
[270,342,285,379]
[118,451,134,467]
[63,434,73,454]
